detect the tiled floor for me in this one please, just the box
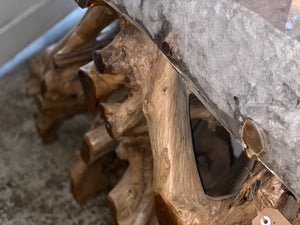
[0,65,114,225]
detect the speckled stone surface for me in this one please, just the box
[0,65,115,225]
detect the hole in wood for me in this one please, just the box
[189,94,251,197]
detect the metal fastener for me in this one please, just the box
[241,119,264,158]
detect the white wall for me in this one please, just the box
[0,0,43,27]
[0,0,77,66]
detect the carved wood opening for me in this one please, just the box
[190,94,251,198]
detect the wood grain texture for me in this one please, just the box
[26,5,300,224]
[142,54,299,224]
[102,0,300,198]
[76,19,300,224]
[27,5,117,141]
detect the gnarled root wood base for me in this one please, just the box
[28,3,300,223]
[27,4,117,142]
[102,89,157,225]
[71,90,128,203]
[142,53,300,224]
[75,19,300,224]
[99,61,157,225]
[71,37,130,203]
[71,149,126,203]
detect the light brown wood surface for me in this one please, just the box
[29,3,300,224]
[27,4,117,141]
[91,19,299,224]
